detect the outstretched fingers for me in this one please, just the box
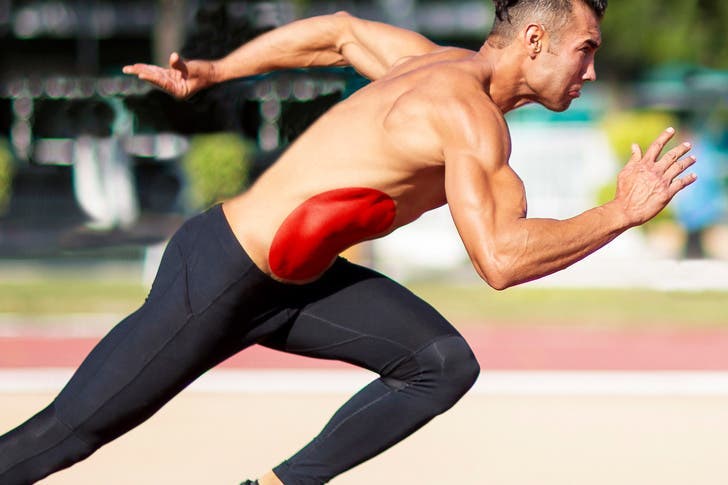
[636,127,698,197]
[642,127,676,163]
[122,55,192,98]
[122,63,162,81]
[669,171,698,197]
[663,153,697,181]
[656,141,692,171]
[122,63,179,93]
[655,138,697,198]
[617,127,699,225]
[122,63,144,76]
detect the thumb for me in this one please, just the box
[169,52,185,70]
[629,143,642,163]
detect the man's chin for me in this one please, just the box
[540,99,572,112]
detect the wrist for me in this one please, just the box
[601,199,635,231]
[207,60,223,85]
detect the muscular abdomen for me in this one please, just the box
[268,187,396,281]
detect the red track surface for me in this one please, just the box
[3,326,728,370]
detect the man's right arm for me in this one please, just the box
[123,12,438,98]
[213,12,438,81]
[444,110,697,290]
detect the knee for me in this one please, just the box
[426,336,480,409]
[387,335,480,414]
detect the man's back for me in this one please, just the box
[225,47,490,281]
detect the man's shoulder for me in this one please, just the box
[434,87,506,137]
[376,51,509,151]
[402,59,499,115]
[430,88,510,164]
[392,64,496,113]
[382,46,475,79]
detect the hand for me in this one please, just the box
[122,52,215,99]
[613,127,697,227]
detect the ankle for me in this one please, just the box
[259,471,284,485]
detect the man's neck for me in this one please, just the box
[473,42,535,114]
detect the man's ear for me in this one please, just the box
[523,23,545,58]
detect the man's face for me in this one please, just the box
[528,2,602,112]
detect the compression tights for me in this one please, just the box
[0,204,479,485]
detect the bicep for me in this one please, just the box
[338,14,439,79]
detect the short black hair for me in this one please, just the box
[489,0,607,48]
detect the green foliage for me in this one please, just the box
[407,283,728,329]
[602,111,677,162]
[5,276,728,328]
[181,133,254,210]
[290,0,311,16]
[0,139,14,215]
[0,280,146,315]
[599,0,728,76]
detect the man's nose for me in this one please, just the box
[583,61,597,82]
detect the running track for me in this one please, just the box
[3,325,728,370]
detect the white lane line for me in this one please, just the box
[2,369,728,396]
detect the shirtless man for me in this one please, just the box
[0,1,697,484]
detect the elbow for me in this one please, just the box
[332,10,354,27]
[483,271,516,292]
[330,11,354,52]
[487,278,513,292]
[473,251,517,291]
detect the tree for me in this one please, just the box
[598,0,728,79]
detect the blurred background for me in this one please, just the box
[2,2,728,484]
[0,0,726,336]
[0,0,727,283]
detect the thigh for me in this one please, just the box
[54,207,290,437]
[262,259,462,374]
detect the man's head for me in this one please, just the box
[489,0,607,49]
[487,0,607,112]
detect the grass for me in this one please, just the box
[1,277,727,329]
[0,280,147,316]
[407,283,728,329]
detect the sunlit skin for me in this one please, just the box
[124,4,696,481]
[520,20,600,111]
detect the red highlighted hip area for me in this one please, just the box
[269,187,396,281]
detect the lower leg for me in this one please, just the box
[273,336,480,484]
[0,404,95,484]
[0,303,231,484]
[258,260,479,484]
[0,206,274,483]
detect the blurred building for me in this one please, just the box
[0,0,495,257]
[0,0,185,255]
[0,0,726,274]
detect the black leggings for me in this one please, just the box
[0,204,479,485]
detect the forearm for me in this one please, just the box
[210,14,347,83]
[483,201,631,289]
[452,127,695,291]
